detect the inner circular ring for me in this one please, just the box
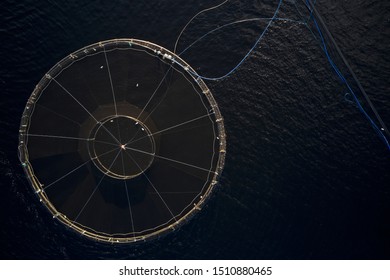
[88,115,156,180]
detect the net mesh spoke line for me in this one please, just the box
[18,39,226,243]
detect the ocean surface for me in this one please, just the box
[1,0,389,259]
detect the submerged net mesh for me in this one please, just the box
[18,39,226,243]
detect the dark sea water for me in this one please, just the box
[1,0,389,259]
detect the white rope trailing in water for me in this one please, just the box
[174,0,389,150]
[175,0,284,81]
[174,0,229,54]
[179,17,305,56]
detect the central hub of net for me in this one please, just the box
[89,115,155,180]
[19,39,226,243]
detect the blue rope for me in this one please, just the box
[179,17,304,56]
[185,0,284,81]
[172,0,389,150]
[305,0,316,23]
[304,0,390,150]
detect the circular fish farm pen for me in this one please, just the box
[18,39,226,243]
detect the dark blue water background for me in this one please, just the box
[1,0,389,259]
